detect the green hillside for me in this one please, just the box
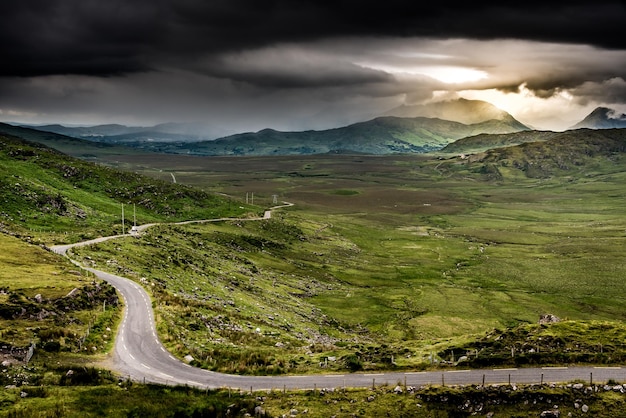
[0,122,144,160]
[441,130,560,155]
[475,128,626,178]
[2,126,626,417]
[0,132,253,244]
[170,115,527,156]
[62,128,626,377]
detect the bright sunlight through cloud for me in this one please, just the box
[359,61,489,84]
[414,66,489,84]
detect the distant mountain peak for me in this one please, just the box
[571,107,626,129]
[384,98,520,126]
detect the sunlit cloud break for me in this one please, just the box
[0,1,624,133]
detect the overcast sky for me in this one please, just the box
[1,1,625,135]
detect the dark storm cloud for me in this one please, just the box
[203,46,394,88]
[1,0,625,131]
[1,0,625,78]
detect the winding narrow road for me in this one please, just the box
[50,204,626,390]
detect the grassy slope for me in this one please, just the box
[70,130,626,375]
[5,381,626,417]
[2,128,626,416]
[0,133,255,243]
[441,128,626,157]
[0,132,257,409]
[0,233,118,349]
[440,130,560,154]
[0,122,141,159]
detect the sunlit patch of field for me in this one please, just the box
[0,234,119,352]
[0,234,86,299]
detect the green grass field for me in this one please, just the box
[67,150,626,374]
[2,131,626,415]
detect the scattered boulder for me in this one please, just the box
[393,385,403,394]
[65,288,80,298]
[581,404,589,413]
[539,314,561,324]
[184,355,194,363]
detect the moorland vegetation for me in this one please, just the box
[1,128,626,416]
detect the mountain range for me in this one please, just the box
[8,100,626,157]
[16,99,529,156]
[167,112,528,156]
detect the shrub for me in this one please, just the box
[58,367,115,386]
[344,354,363,371]
[42,341,61,352]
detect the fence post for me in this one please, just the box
[540,373,543,385]
[442,374,445,387]
[590,372,593,386]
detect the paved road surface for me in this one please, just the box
[49,204,626,390]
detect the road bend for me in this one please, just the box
[49,204,626,390]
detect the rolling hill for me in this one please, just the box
[440,130,561,154]
[163,114,529,156]
[0,122,143,159]
[465,128,626,179]
[21,122,217,143]
[0,131,251,243]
